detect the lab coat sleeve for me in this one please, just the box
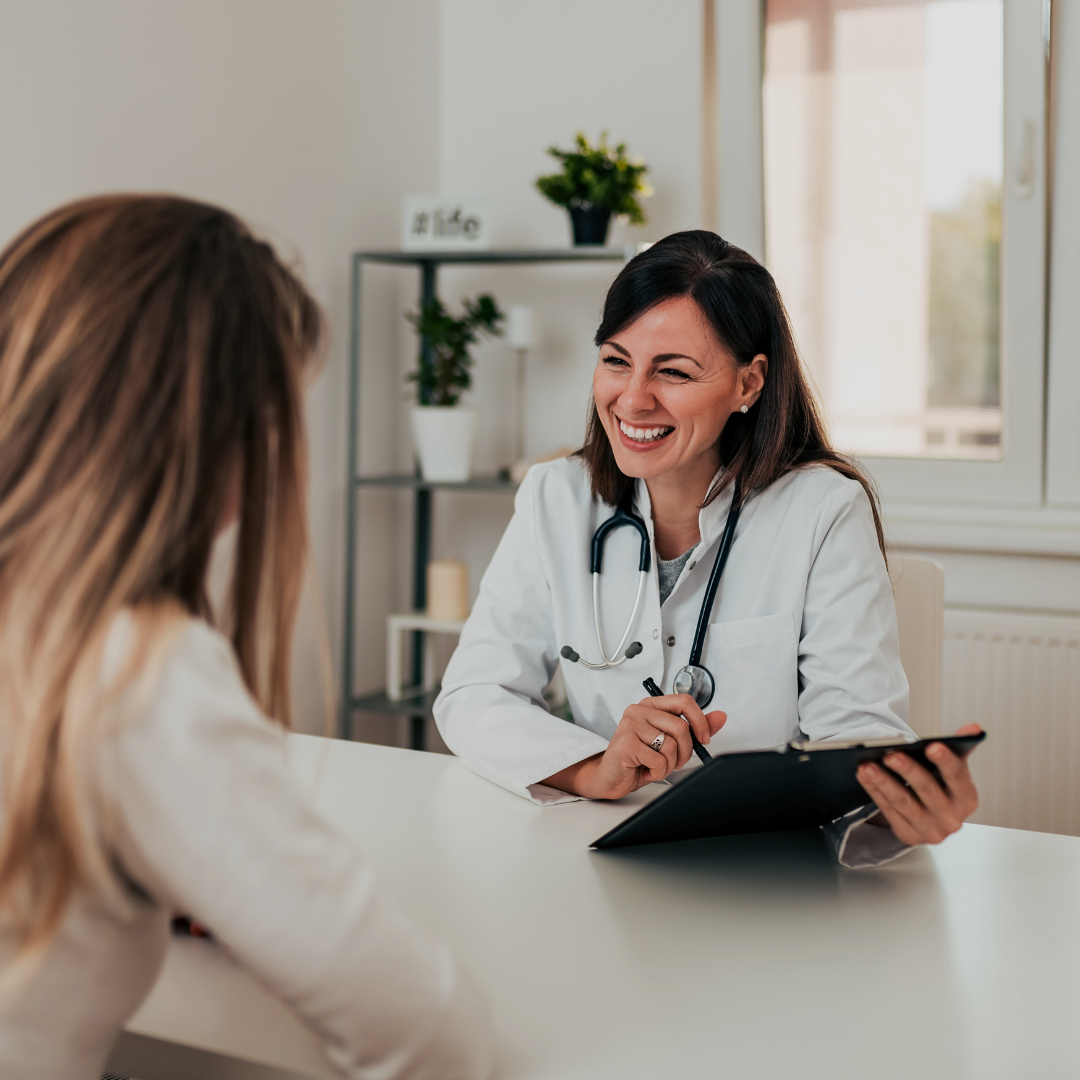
[798,479,912,743]
[97,622,493,1080]
[823,804,913,869]
[434,470,611,802]
[798,477,916,867]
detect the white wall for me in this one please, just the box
[438,0,702,249]
[0,0,705,729]
[0,0,440,733]
[416,0,703,671]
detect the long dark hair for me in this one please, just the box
[578,230,885,555]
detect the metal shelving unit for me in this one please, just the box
[343,247,626,745]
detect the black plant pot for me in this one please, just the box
[569,205,612,246]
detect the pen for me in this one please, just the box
[642,677,712,764]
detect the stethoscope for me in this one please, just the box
[560,481,742,709]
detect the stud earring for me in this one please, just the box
[740,404,749,414]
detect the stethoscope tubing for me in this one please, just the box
[688,483,742,667]
[591,496,651,575]
[561,478,742,679]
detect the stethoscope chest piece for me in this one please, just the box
[672,664,715,709]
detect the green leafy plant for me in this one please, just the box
[406,294,504,407]
[535,132,652,225]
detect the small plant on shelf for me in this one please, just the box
[535,131,652,245]
[405,293,505,406]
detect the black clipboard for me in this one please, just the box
[590,731,986,849]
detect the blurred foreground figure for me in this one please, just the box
[0,195,492,1080]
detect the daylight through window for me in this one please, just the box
[763,0,1004,460]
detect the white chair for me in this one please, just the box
[888,556,945,738]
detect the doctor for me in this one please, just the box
[434,231,979,867]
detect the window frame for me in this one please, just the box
[1046,0,1080,509]
[713,0,1079,543]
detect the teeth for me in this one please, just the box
[620,420,672,442]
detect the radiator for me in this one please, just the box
[943,608,1080,837]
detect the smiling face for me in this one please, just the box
[592,295,767,494]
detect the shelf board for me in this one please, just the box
[354,473,517,492]
[349,687,440,717]
[388,612,467,633]
[355,247,628,266]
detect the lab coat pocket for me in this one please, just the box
[703,613,799,751]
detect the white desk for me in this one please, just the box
[109,735,1080,1080]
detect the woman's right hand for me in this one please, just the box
[543,694,726,800]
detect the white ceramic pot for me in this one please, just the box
[410,406,477,482]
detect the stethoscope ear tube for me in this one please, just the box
[590,569,648,666]
[561,637,643,669]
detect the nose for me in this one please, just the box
[617,366,656,416]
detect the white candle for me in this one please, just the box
[507,304,536,350]
[426,559,470,621]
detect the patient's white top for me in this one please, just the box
[0,616,492,1080]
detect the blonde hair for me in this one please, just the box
[0,195,322,957]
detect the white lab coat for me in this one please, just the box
[434,457,914,866]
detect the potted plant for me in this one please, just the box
[406,293,504,482]
[535,131,652,246]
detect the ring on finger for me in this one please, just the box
[649,732,665,752]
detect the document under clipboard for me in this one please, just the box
[590,731,987,849]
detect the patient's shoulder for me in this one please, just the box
[101,608,264,740]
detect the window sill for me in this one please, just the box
[883,502,1080,558]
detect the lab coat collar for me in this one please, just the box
[631,467,736,550]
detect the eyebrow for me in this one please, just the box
[600,341,703,370]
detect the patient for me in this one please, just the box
[0,196,492,1079]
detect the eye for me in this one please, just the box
[659,367,692,381]
[601,354,629,368]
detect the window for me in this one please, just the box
[749,0,1047,506]
[764,0,1004,461]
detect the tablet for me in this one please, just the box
[590,731,987,849]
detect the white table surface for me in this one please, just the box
[109,734,1080,1080]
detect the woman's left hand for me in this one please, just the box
[855,723,981,847]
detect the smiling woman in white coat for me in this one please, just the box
[434,231,980,868]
